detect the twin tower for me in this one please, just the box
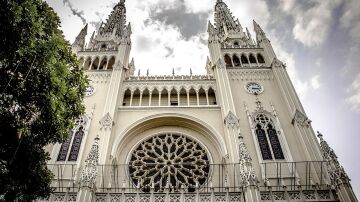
[44,0,357,202]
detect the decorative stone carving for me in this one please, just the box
[271,57,285,68]
[99,112,113,130]
[317,132,350,187]
[128,134,210,192]
[79,136,100,190]
[224,111,239,128]
[228,69,273,81]
[292,109,311,127]
[238,135,258,187]
[216,58,226,69]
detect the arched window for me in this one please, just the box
[241,54,249,64]
[233,55,241,67]
[249,54,257,64]
[234,42,239,48]
[57,116,87,162]
[257,54,265,63]
[84,57,91,70]
[107,56,115,70]
[98,57,107,70]
[253,113,285,160]
[255,124,272,160]
[224,54,233,67]
[68,127,85,161]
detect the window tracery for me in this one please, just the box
[57,116,88,162]
[128,134,210,192]
[253,113,284,160]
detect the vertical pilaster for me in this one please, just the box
[77,136,100,202]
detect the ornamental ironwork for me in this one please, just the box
[128,134,210,192]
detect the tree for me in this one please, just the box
[0,0,88,201]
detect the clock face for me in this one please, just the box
[85,86,95,97]
[245,82,263,94]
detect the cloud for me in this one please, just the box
[340,0,360,41]
[148,0,210,40]
[62,0,87,25]
[346,73,360,112]
[311,75,321,90]
[279,0,342,47]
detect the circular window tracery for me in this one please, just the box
[128,133,210,192]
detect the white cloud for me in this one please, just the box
[311,75,321,90]
[340,0,360,41]
[279,0,342,47]
[346,73,360,112]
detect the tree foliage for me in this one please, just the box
[0,0,88,200]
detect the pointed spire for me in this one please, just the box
[246,27,254,46]
[253,20,268,43]
[72,24,88,51]
[172,68,175,76]
[99,0,127,38]
[214,0,242,37]
[129,58,135,76]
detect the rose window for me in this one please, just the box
[128,134,210,192]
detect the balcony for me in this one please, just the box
[40,162,339,202]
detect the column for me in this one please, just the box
[187,92,190,106]
[129,92,134,106]
[196,91,199,106]
[139,92,143,106]
[149,92,152,106]
[206,91,209,105]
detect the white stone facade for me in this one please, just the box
[43,0,357,202]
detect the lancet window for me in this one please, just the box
[253,113,284,160]
[57,116,88,162]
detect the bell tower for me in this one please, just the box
[207,0,357,201]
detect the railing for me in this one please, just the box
[47,161,331,193]
[47,163,244,193]
[259,161,330,191]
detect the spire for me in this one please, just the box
[317,132,350,187]
[72,24,88,51]
[214,0,242,37]
[246,27,254,46]
[253,20,268,43]
[99,0,127,38]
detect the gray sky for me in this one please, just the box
[46,0,360,197]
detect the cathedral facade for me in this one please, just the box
[43,0,357,201]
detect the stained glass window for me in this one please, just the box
[68,127,85,161]
[255,124,272,160]
[253,113,285,161]
[57,132,73,161]
[267,124,284,159]
[57,116,87,162]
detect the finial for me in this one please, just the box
[190,68,192,76]
[146,69,149,76]
[255,98,263,110]
[137,69,140,76]
[172,68,175,76]
[317,131,324,141]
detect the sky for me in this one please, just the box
[46,0,360,197]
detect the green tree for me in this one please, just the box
[0,0,88,201]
